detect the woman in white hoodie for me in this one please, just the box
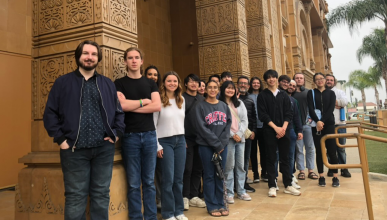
[219,81,251,203]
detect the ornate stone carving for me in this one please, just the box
[15,178,64,215]
[39,57,65,118]
[110,0,137,33]
[245,0,262,20]
[33,0,39,36]
[66,0,93,27]
[32,61,39,120]
[109,201,128,216]
[112,50,127,81]
[40,0,65,34]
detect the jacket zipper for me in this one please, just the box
[73,79,85,152]
[96,77,115,142]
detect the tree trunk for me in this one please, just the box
[374,86,380,110]
[361,89,367,113]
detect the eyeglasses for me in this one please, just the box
[238,82,248,85]
[207,86,218,90]
[315,78,325,82]
[280,80,289,84]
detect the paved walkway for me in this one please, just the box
[1,128,386,220]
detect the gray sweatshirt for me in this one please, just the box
[194,100,232,153]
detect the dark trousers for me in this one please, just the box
[312,125,339,174]
[60,141,115,220]
[244,139,252,178]
[264,128,292,188]
[251,128,266,177]
[198,145,227,212]
[183,144,203,199]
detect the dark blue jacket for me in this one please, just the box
[43,69,125,147]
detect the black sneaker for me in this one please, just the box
[261,174,269,182]
[332,177,340,187]
[327,170,333,177]
[318,176,326,187]
[341,169,351,178]
[244,183,256,193]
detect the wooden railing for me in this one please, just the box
[320,122,387,220]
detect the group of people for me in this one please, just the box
[43,40,350,220]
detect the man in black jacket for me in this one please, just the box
[237,76,257,193]
[43,40,125,219]
[182,74,206,210]
[257,70,300,197]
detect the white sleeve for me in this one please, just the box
[153,112,163,151]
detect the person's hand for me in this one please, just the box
[157,149,163,158]
[274,126,285,138]
[317,121,324,131]
[142,98,152,106]
[335,105,341,109]
[104,137,115,143]
[297,133,303,140]
[233,134,241,142]
[59,140,70,150]
[249,132,255,140]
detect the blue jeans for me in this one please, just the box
[225,139,246,197]
[159,135,186,219]
[60,141,115,220]
[289,129,297,175]
[336,126,347,164]
[121,131,157,220]
[198,145,227,212]
[296,125,315,171]
[244,139,252,179]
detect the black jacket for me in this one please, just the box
[257,89,293,129]
[239,93,257,133]
[43,69,125,147]
[307,88,336,126]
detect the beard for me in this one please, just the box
[79,59,98,71]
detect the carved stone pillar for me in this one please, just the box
[196,0,250,80]
[312,27,324,74]
[245,0,273,78]
[16,0,138,219]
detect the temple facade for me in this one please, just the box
[0,0,332,219]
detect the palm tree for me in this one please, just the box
[366,66,383,109]
[347,70,372,112]
[327,0,387,51]
[356,28,387,99]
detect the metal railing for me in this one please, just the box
[320,121,387,220]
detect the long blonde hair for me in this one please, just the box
[159,71,184,109]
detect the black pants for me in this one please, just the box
[264,128,292,188]
[312,125,338,174]
[183,144,203,198]
[251,128,267,177]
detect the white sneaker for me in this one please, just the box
[292,175,298,183]
[238,193,251,201]
[268,187,277,197]
[275,179,279,191]
[189,197,206,208]
[156,200,162,209]
[176,214,188,220]
[253,178,260,183]
[226,196,234,204]
[163,217,176,220]
[183,197,189,210]
[292,181,301,189]
[246,177,253,184]
[284,186,301,196]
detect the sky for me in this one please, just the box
[327,0,386,106]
